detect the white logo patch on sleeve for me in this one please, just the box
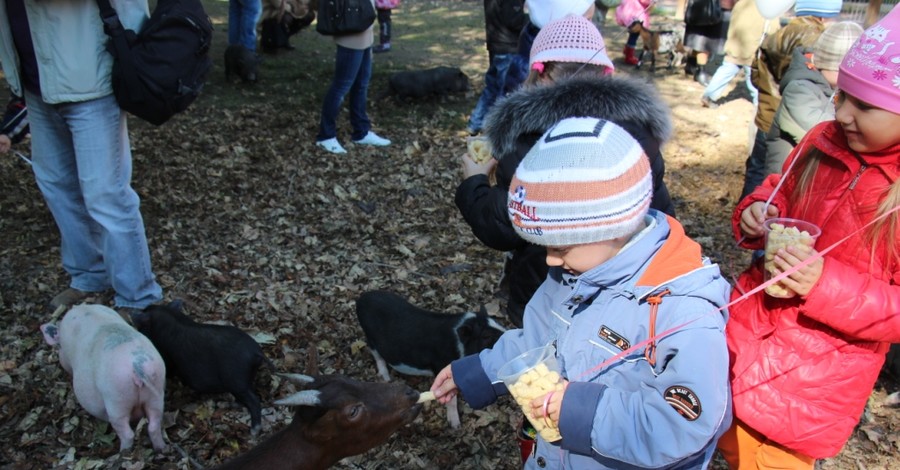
[664,386,702,421]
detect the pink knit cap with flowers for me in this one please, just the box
[838,5,900,114]
[529,14,615,74]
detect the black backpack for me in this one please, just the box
[96,0,213,125]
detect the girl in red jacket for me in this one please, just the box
[719,5,900,469]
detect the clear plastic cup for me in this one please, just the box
[498,344,564,442]
[763,218,821,298]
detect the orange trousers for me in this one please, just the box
[717,419,816,470]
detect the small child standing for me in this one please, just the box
[0,93,28,154]
[615,0,653,65]
[373,0,400,53]
[719,6,900,468]
[467,0,530,135]
[763,21,862,178]
[434,116,732,469]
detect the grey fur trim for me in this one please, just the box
[483,76,673,158]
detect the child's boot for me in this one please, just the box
[623,46,639,66]
[374,21,392,53]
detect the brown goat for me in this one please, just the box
[210,373,423,470]
[628,21,686,73]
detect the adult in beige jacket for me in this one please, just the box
[700,0,782,108]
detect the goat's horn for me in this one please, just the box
[279,373,315,384]
[274,390,322,406]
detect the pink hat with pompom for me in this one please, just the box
[530,15,614,74]
[838,5,900,114]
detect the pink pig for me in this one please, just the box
[41,304,167,451]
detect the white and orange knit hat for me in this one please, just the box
[508,117,652,247]
[529,14,614,74]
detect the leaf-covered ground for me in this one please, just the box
[1,1,897,468]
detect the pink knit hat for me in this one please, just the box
[838,5,900,114]
[530,15,614,73]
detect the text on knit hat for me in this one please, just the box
[508,117,652,247]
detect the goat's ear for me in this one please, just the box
[274,390,322,406]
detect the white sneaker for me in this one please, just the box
[316,138,347,154]
[353,131,391,146]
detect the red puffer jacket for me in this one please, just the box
[727,121,900,458]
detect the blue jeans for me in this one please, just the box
[468,52,516,133]
[317,45,373,141]
[703,60,757,105]
[25,92,163,308]
[228,0,262,50]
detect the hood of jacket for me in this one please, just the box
[779,47,830,94]
[483,75,673,159]
[559,211,729,318]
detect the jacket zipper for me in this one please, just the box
[849,163,868,190]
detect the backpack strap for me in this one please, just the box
[93,0,144,105]
[643,289,670,368]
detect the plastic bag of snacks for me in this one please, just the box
[498,344,565,441]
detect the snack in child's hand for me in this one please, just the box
[763,222,816,298]
[417,391,436,404]
[467,136,493,164]
[505,363,565,441]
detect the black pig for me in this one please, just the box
[378,66,470,100]
[224,45,259,83]
[131,301,272,434]
[355,290,506,427]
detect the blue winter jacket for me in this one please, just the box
[452,210,732,469]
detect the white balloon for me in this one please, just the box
[755,0,795,20]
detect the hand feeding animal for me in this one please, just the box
[355,290,506,428]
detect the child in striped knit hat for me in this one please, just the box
[434,116,731,469]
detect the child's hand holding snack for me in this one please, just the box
[430,365,459,405]
[461,136,498,179]
[740,201,780,238]
[769,243,824,297]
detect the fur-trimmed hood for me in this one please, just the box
[483,75,673,159]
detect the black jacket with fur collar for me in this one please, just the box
[455,75,676,326]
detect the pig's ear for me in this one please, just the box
[40,323,60,346]
[168,299,184,312]
[456,322,475,343]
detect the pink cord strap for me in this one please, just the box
[542,391,555,427]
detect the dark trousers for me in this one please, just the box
[741,128,768,200]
